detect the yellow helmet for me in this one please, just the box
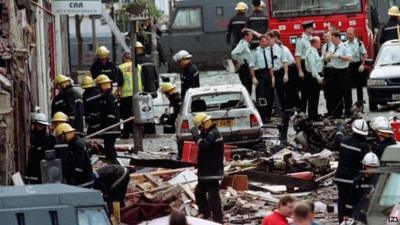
[135,41,144,48]
[55,123,75,136]
[54,74,71,86]
[81,75,94,89]
[388,6,400,16]
[160,83,176,93]
[95,74,112,85]
[96,46,110,59]
[193,112,212,126]
[235,2,248,11]
[52,111,69,122]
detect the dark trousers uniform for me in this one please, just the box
[285,64,301,109]
[119,96,133,137]
[195,181,222,223]
[66,136,94,188]
[349,61,364,102]
[299,60,308,113]
[303,72,320,120]
[239,63,252,95]
[324,67,335,116]
[331,68,351,117]
[100,91,120,162]
[255,69,274,121]
[274,68,286,111]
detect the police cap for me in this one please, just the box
[302,21,314,29]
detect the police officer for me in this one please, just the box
[55,123,94,188]
[160,83,181,133]
[371,119,396,159]
[173,50,200,98]
[26,113,56,183]
[305,36,323,121]
[136,42,159,98]
[334,119,369,223]
[226,2,248,49]
[379,6,400,45]
[350,152,380,224]
[346,27,367,102]
[295,21,314,113]
[247,0,268,49]
[271,29,299,110]
[327,31,353,118]
[321,30,335,116]
[137,18,166,65]
[96,75,120,163]
[118,51,143,139]
[53,74,84,133]
[90,46,123,96]
[190,113,224,223]
[249,35,273,122]
[93,165,130,209]
[81,76,102,135]
[232,30,253,94]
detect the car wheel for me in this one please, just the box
[369,100,378,111]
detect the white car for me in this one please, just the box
[175,84,263,151]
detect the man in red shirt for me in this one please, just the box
[262,195,296,225]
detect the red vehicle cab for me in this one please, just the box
[266,0,374,57]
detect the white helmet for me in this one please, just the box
[352,119,369,136]
[31,113,50,126]
[173,50,192,62]
[259,1,266,8]
[362,152,380,167]
[374,119,393,134]
[370,116,389,131]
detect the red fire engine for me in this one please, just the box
[266,0,374,57]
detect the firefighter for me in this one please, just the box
[379,6,400,45]
[93,165,130,209]
[90,46,123,96]
[295,21,314,113]
[304,36,323,121]
[52,111,69,130]
[334,119,369,224]
[160,83,181,133]
[55,123,94,188]
[81,76,102,135]
[96,75,120,163]
[326,31,353,118]
[232,30,253,94]
[350,152,380,224]
[190,113,224,223]
[26,113,56,184]
[321,30,335,116]
[118,51,143,139]
[53,74,84,133]
[249,35,273,122]
[371,119,396,159]
[346,27,367,103]
[247,0,268,49]
[226,2,248,49]
[173,50,200,98]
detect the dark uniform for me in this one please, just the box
[65,135,94,188]
[247,10,268,49]
[137,54,159,98]
[379,17,400,45]
[192,125,224,223]
[226,13,248,49]
[164,92,181,133]
[350,175,378,224]
[90,59,123,86]
[93,165,130,208]
[54,85,84,133]
[137,26,166,64]
[51,91,65,116]
[181,63,200,98]
[334,134,369,223]
[82,87,102,135]
[100,90,120,162]
[26,129,56,183]
[375,137,396,159]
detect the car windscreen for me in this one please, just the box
[376,45,400,67]
[190,92,247,113]
[269,0,361,18]
[379,173,400,207]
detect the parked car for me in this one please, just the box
[175,84,263,151]
[367,40,400,111]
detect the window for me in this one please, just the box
[379,173,400,207]
[216,7,224,16]
[191,92,247,112]
[77,208,111,225]
[171,7,202,30]
[376,44,400,67]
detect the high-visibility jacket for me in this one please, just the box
[118,62,143,98]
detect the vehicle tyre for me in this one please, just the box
[369,100,378,111]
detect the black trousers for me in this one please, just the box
[285,64,301,109]
[255,69,274,122]
[105,172,130,210]
[349,62,364,102]
[239,63,252,95]
[331,68,351,117]
[103,135,117,161]
[337,182,354,224]
[195,180,223,223]
[324,67,335,116]
[119,96,133,137]
[303,73,320,120]
[299,60,308,112]
[274,69,286,111]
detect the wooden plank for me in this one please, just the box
[130,168,190,179]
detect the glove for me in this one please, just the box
[252,77,259,86]
[190,127,199,136]
[283,74,289,83]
